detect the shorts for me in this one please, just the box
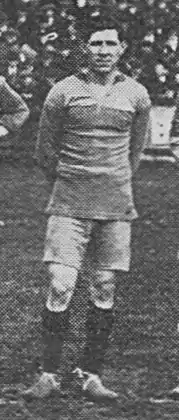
[43,216,131,272]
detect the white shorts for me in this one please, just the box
[43,216,131,272]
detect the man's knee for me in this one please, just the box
[46,263,78,312]
[89,270,116,309]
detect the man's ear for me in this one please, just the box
[119,41,128,56]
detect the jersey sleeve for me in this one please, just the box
[136,84,152,112]
[34,81,66,183]
[130,85,152,173]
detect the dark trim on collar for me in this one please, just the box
[76,68,126,84]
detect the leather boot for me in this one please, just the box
[73,302,117,401]
[21,307,69,399]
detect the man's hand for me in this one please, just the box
[170,137,179,160]
[0,126,9,137]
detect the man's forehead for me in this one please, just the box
[88,29,119,43]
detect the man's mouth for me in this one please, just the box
[96,60,111,65]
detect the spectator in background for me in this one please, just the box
[32,41,61,109]
[40,3,56,33]
[0,22,38,111]
[0,75,29,224]
[0,27,21,91]
[0,12,10,77]
[18,54,38,113]
[20,43,37,65]
[18,43,37,99]
[41,44,59,86]
[1,0,179,113]
[16,4,39,48]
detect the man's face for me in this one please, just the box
[87,29,123,75]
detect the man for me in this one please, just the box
[0,75,29,149]
[0,75,29,133]
[24,11,151,401]
[0,76,29,225]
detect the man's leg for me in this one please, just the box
[23,216,92,399]
[23,263,78,399]
[74,269,118,400]
[83,270,115,375]
[42,263,78,375]
[83,220,131,374]
[74,220,131,400]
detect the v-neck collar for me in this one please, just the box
[76,68,126,101]
[76,68,126,85]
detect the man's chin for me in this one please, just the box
[94,66,112,74]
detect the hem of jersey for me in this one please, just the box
[43,259,130,272]
[96,264,131,271]
[43,258,81,270]
[45,209,138,221]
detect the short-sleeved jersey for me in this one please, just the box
[36,70,151,220]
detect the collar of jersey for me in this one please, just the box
[76,68,126,84]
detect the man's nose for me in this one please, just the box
[99,42,110,55]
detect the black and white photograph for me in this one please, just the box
[0,0,179,418]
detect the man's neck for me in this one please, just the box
[86,68,119,86]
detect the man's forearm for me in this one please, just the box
[35,84,65,184]
[170,136,179,161]
[34,131,58,184]
[170,93,179,138]
[130,109,152,174]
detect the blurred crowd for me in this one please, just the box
[0,0,80,118]
[0,0,179,118]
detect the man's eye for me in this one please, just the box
[106,41,117,46]
[89,41,103,47]
[89,41,118,47]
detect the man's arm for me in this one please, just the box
[0,77,29,132]
[130,85,152,174]
[34,83,65,184]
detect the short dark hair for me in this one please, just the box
[77,6,124,43]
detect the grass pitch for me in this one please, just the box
[0,159,179,418]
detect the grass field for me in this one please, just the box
[0,157,179,418]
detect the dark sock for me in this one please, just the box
[42,307,69,373]
[82,301,114,375]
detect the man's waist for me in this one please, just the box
[56,160,131,178]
